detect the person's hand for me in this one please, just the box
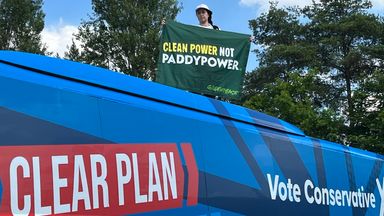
[161,19,166,26]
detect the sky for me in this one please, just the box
[41,0,384,72]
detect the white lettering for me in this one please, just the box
[52,155,70,214]
[162,53,169,63]
[33,157,52,215]
[161,152,177,200]
[267,174,278,200]
[192,55,201,65]
[217,58,228,68]
[232,60,239,70]
[165,54,175,64]
[293,184,301,202]
[133,153,147,203]
[201,56,208,66]
[208,57,217,67]
[10,157,31,215]
[116,153,132,206]
[90,154,109,208]
[148,153,163,202]
[227,60,234,70]
[335,190,342,206]
[278,181,288,201]
[314,187,322,204]
[219,47,235,57]
[375,178,383,211]
[176,54,184,64]
[72,155,91,212]
[304,179,314,204]
[185,55,193,64]
[329,189,335,206]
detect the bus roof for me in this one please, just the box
[0,51,304,136]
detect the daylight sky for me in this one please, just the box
[42,0,384,71]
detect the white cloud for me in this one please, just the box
[239,0,258,7]
[41,18,79,57]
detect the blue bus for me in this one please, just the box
[0,51,383,215]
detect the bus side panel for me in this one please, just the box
[0,68,210,215]
[201,101,384,216]
[1,61,384,215]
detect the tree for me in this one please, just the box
[65,0,181,80]
[302,0,384,120]
[348,69,384,153]
[0,0,46,54]
[244,70,345,143]
[65,39,82,62]
[246,0,384,153]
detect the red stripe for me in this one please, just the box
[0,143,185,215]
[181,143,198,206]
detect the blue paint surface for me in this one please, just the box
[0,51,383,215]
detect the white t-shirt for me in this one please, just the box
[199,24,214,29]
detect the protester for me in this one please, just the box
[195,4,220,30]
[160,4,254,101]
[194,4,255,42]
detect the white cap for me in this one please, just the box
[195,4,212,14]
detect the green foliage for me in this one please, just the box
[65,40,81,62]
[65,0,181,80]
[348,70,384,153]
[0,0,46,54]
[244,71,345,142]
[246,0,384,154]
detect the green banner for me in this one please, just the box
[156,21,250,100]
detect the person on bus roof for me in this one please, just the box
[195,4,220,30]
